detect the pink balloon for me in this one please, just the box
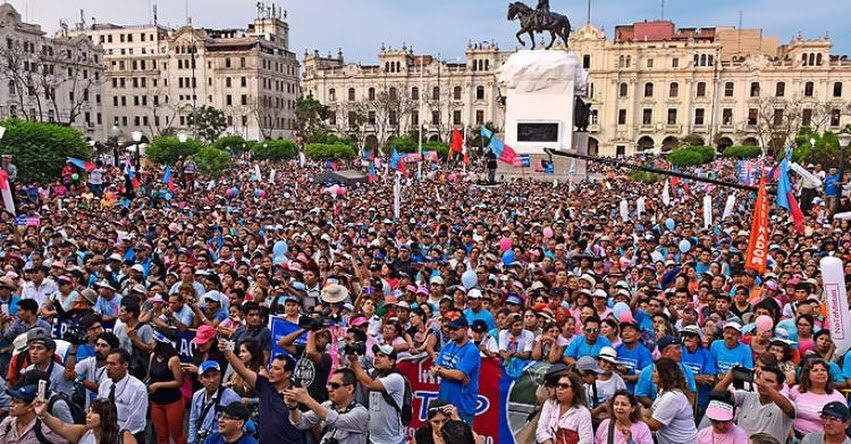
[259,190,266,198]
[336,187,347,195]
[543,227,554,238]
[498,237,512,252]
[755,315,774,333]
[225,189,233,197]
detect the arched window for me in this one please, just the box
[696,82,707,97]
[618,55,625,68]
[817,54,823,66]
[809,53,815,67]
[453,86,462,100]
[619,82,628,97]
[328,88,336,101]
[802,53,808,66]
[750,82,760,97]
[432,86,440,99]
[396,61,401,72]
[368,87,375,101]
[644,82,654,97]
[669,82,679,97]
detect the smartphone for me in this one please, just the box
[1,304,8,315]
[731,366,754,383]
[224,341,236,352]
[37,380,47,401]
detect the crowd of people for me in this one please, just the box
[0,149,845,444]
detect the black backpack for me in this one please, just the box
[33,393,87,444]
[375,369,413,425]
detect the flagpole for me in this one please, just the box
[417,55,424,180]
[462,124,467,174]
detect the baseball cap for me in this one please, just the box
[576,356,604,374]
[467,288,483,299]
[723,322,742,333]
[372,344,398,360]
[446,318,469,330]
[199,360,222,375]
[191,325,217,344]
[706,399,735,421]
[657,336,681,352]
[471,320,489,333]
[505,295,523,305]
[6,384,38,404]
[221,401,251,421]
[681,325,702,337]
[822,401,851,421]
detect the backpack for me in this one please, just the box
[33,393,87,444]
[375,369,414,425]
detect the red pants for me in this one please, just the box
[150,398,187,444]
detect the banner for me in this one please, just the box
[513,155,531,168]
[722,193,736,220]
[397,357,502,443]
[745,177,770,274]
[822,257,851,356]
[703,194,712,229]
[271,316,307,358]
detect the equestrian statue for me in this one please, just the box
[507,0,572,50]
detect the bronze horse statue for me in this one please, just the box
[507,2,571,50]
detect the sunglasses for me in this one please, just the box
[555,383,573,389]
[327,382,349,390]
[585,328,599,334]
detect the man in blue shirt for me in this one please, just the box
[709,322,753,375]
[563,316,611,366]
[614,319,653,392]
[824,166,841,215]
[463,289,495,330]
[188,361,242,444]
[635,335,697,408]
[680,325,716,418]
[430,317,481,425]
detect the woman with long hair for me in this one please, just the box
[789,358,846,437]
[148,330,187,444]
[535,372,594,444]
[768,338,797,385]
[594,390,653,444]
[643,358,696,444]
[225,339,268,397]
[33,397,138,444]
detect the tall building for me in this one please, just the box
[302,20,851,156]
[68,2,299,141]
[0,4,105,139]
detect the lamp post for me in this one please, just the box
[131,130,143,173]
[838,133,851,184]
[809,137,816,164]
[110,122,120,165]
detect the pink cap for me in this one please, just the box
[351,317,369,327]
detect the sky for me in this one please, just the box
[15,0,851,63]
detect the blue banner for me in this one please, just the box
[519,155,531,167]
[271,316,307,358]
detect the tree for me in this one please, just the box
[295,95,329,144]
[251,139,298,160]
[213,135,247,153]
[145,136,205,165]
[0,119,91,182]
[248,95,288,140]
[194,147,232,178]
[188,106,227,143]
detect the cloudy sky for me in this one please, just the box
[18,0,851,63]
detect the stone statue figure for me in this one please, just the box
[507,1,571,50]
[574,96,590,132]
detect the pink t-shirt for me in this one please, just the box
[695,425,748,444]
[789,387,847,434]
[594,419,653,444]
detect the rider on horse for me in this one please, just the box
[535,0,551,28]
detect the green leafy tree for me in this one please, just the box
[295,95,329,144]
[145,136,205,165]
[0,119,90,183]
[792,127,850,166]
[668,146,707,167]
[188,106,227,143]
[194,147,232,178]
[383,136,418,153]
[252,140,299,161]
[212,135,247,153]
[304,143,356,161]
[722,145,762,159]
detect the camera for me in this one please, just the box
[298,316,332,331]
[64,325,89,345]
[731,366,754,383]
[343,341,366,356]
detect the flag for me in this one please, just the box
[745,177,770,274]
[368,161,377,182]
[162,165,176,194]
[776,158,805,233]
[450,128,464,154]
[125,164,140,190]
[393,172,401,219]
[390,147,407,174]
[480,127,517,164]
[662,179,671,206]
[67,157,95,172]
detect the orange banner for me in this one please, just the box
[745,177,769,274]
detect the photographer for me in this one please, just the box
[285,368,369,444]
[277,317,332,405]
[65,331,119,410]
[189,361,242,444]
[714,365,795,442]
[347,344,405,444]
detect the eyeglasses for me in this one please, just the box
[327,382,349,390]
[585,328,599,334]
[219,414,241,421]
[555,383,573,390]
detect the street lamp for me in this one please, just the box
[131,130,143,172]
[809,137,816,164]
[177,132,189,144]
[838,133,851,183]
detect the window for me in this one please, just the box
[389,87,397,101]
[722,109,733,125]
[667,109,677,125]
[672,58,679,68]
[410,87,418,101]
[328,112,336,126]
[476,110,484,125]
[669,82,679,98]
[582,54,591,69]
[775,82,785,97]
[619,83,628,97]
[590,109,599,125]
[832,109,842,127]
[432,111,440,125]
[618,109,627,125]
[646,59,654,69]
[226,95,232,106]
[432,86,440,99]
[724,82,734,97]
[644,83,654,97]
[389,110,398,126]
[368,111,376,125]
[411,110,419,126]
[696,82,707,97]
[804,81,814,97]
[368,87,375,101]
[802,108,813,126]
[773,109,784,126]
[750,82,760,97]
[453,86,461,101]
[453,110,462,126]
[225,78,232,88]
[694,108,705,126]
[834,82,843,98]
[642,109,652,125]
[329,88,336,101]
[241,77,246,87]
[476,86,485,100]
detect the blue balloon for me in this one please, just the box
[665,218,675,231]
[461,270,478,290]
[273,255,288,265]
[502,250,516,266]
[612,302,631,320]
[679,239,691,253]
[163,192,172,201]
[254,189,261,198]
[273,240,288,257]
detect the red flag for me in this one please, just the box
[745,177,770,274]
[450,128,463,154]
[787,192,805,234]
[498,143,517,164]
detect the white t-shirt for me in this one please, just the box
[734,390,795,443]
[498,329,534,353]
[368,372,405,444]
[587,374,626,409]
[651,390,697,444]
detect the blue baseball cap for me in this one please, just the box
[199,360,221,375]
[6,384,38,403]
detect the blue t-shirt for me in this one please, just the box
[203,433,257,444]
[435,340,481,417]
[564,335,612,360]
[463,308,496,331]
[255,375,300,444]
[709,340,754,374]
[825,174,840,196]
[635,360,697,402]
[682,347,716,407]
[614,342,653,393]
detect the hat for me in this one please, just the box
[592,289,608,299]
[372,344,398,360]
[598,346,618,364]
[199,360,222,375]
[221,401,251,422]
[152,330,172,344]
[681,325,702,337]
[657,336,681,352]
[191,325,217,344]
[320,284,349,303]
[723,321,742,333]
[351,316,369,327]
[544,363,568,381]
[203,291,225,305]
[821,401,851,421]
[446,317,469,330]
[26,327,51,343]
[429,276,444,286]
[529,281,547,292]
[471,320,489,333]
[467,288,483,299]
[705,399,735,422]
[578,274,596,287]
[130,284,147,294]
[576,356,604,374]
[6,384,38,404]
[396,301,411,310]
[148,294,167,304]
[505,295,523,305]
[283,294,300,304]
[0,278,15,290]
[130,264,144,274]
[57,275,73,285]
[80,288,98,305]
[12,333,28,353]
[96,280,116,291]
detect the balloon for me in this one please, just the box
[327,184,340,195]
[498,237,513,252]
[273,240,288,257]
[259,190,266,198]
[225,189,234,197]
[612,302,631,320]
[461,270,478,289]
[502,250,516,266]
[273,255,287,265]
[254,189,261,198]
[71,173,79,181]
[755,315,774,333]
[543,227,554,238]
[163,192,172,201]
[679,239,691,253]
[665,218,675,231]
[336,187,347,196]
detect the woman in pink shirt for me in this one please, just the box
[789,359,847,438]
[536,372,594,444]
[594,390,652,444]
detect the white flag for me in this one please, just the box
[722,194,736,220]
[662,180,671,206]
[269,169,277,184]
[703,194,712,229]
[620,199,629,222]
[435,185,441,203]
[393,173,401,219]
[253,164,262,181]
[637,197,645,217]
